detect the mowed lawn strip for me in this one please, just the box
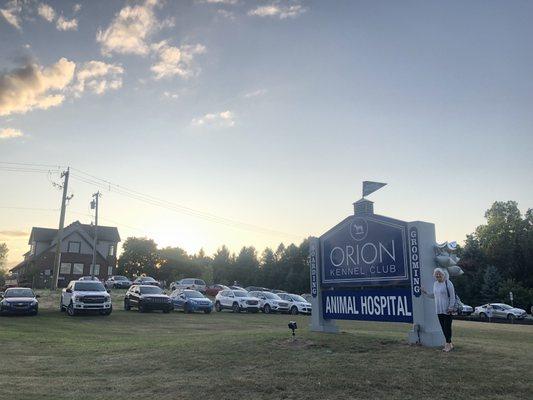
[0,291,532,400]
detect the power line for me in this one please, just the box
[1,162,302,240]
[0,161,63,169]
[69,171,300,239]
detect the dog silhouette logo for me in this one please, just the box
[350,218,368,241]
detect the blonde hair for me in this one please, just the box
[433,267,449,279]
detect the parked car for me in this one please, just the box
[170,289,213,313]
[105,275,132,289]
[457,298,473,316]
[278,293,312,315]
[244,286,271,293]
[60,280,112,316]
[474,303,527,320]
[169,278,206,293]
[132,276,160,287]
[205,284,229,297]
[248,291,290,314]
[215,289,260,313]
[79,276,100,281]
[0,287,39,316]
[124,285,173,313]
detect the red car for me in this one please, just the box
[205,284,229,297]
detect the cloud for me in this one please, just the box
[244,89,267,98]
[163,91,179,99]
[0,230,27,237]
[150,41,206,80]
[73,4,81,13]
[73,61,124,96]
[191,110,235,128]
[96,0,162,56]
[200,0,239,4]
[37,3,55,22]
[248,1,306,19]
[56,15,78,31]
[0,128,24,139]
[0,0,22,30]
[0,58,76,116]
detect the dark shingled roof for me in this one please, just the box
[29,221,120,244]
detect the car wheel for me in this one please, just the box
[507,314,516,321]
[67,302,76,317]
[263,304,271,314]
[60,301,65,312]
[204,309,212,314]
[138,303,145,313]
[290,306,299,315]
[163,309,171,314]
[232,302,241,313]
[479,312,487,320]
[100,306,112,316]
[215,301,222,312]
[124,299,131,311]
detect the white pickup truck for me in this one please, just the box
[60,280,112,316]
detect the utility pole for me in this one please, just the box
[51,167,71,291]
[90,191,101,278]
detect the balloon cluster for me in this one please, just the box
[434,241,464,277]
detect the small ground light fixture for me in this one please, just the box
[288,321,297,339]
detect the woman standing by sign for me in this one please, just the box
[422,268,456,352]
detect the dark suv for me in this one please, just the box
[124,285,173,313]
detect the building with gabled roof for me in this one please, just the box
[10,221,120,288]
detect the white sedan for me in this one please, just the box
[473,303,527,320]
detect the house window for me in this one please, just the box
[90,264,100,276]
[108,245,115,257]
[107,266,113,276]
[60,263,71,274]
[73,263,84,275]
[68,241,81,253]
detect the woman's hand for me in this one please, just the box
[421,287,428,295]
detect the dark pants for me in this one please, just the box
[438,314,453,343]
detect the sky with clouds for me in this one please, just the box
[1,0,532,268]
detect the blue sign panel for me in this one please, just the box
[323,288,413,323]
[320,215,409,286]
[309,240,318,298]
[409,227,421,297]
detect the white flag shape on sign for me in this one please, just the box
[362,181,387,197]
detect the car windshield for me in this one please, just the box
[498,304,513,310]
[263,292,281,299]
[74,282,106,291]
[5,288,34,298]
[115,276,128,281]
[185,291,204,298]
[291,295,307,302]
[140,286,162,295]
[142,277,156,282]
[234,291,248,298]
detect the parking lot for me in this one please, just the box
[1,290,532,400]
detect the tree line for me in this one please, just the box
[116,238,310,294]
[455,201,533,310]
[2,200,532,309]
[116,201,533,309]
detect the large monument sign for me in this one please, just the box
[309,182,460,347]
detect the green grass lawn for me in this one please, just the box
[1,291,532,400]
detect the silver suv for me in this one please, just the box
[60,280,112,316]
